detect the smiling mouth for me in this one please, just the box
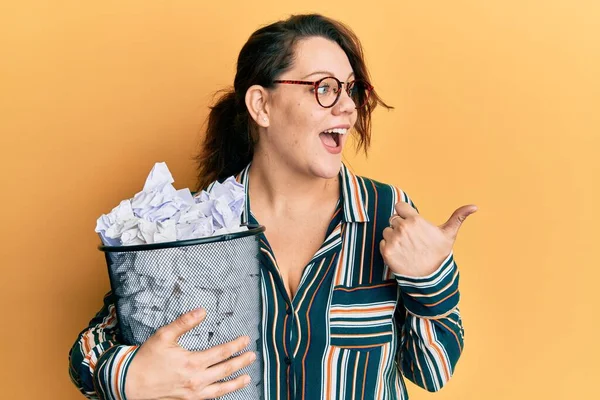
[319,128,348,148]
[320,131,340,147]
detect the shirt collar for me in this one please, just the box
[339,162,370,223]
[236,162,370,225]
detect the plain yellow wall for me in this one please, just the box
[1,1,598,399]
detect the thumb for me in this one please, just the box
[157,308,206,344]
[439,205,478,239]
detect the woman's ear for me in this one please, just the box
[245,85,270,127]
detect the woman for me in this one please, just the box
[69,14,476,400]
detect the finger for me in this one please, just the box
[379,239,386,255]
[198,336,251,366]
[439,204,478,239]
[389,215,404,230]
[382,226,395,243]
[394,201,419,219]
[206,350,256,382]
[154,308,206,344]
[200,374,252,399]
[388,214,402,227]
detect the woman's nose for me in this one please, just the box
[333,85,356,114]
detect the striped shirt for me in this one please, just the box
[69,162,464,399]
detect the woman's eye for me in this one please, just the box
[317,84,332,95]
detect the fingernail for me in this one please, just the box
[243,376,251,386]
[244,336,251,346]
[193,308,205,318]
[249,351,256,361]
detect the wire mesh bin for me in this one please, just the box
[99,224,266,400]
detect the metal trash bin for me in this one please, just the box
[99,224,265,400]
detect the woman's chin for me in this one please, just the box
[310,158,343,179]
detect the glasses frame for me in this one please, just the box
[273,76,374,109]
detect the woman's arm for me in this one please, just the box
[380,186,472,392]
[394,253,464,392]
[68,291,140,399]
[69,292,255,400]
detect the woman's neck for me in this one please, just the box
[247,154,340,217]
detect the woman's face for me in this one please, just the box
[262,36,359,180]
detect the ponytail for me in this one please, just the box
[195,89,254,191]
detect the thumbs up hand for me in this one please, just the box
[380,202,477,277]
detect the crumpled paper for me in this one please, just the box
[95,162,247,246]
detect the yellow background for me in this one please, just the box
[1,1,598,399]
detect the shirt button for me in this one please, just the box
[284,356,292,365]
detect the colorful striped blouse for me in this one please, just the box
[69,162,464,399]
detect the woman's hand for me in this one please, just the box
[380,202,477,278]
[125,308,256,400]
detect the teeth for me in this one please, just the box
[322,128,348,135]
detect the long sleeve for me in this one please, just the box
[394,252,465,392]
[68,291,140,400]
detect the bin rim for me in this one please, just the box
[98,223,265,253]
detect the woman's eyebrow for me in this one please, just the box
[301,70,334,79]
[300,71,356,80]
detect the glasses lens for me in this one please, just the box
[316,77,341,107]
[348,80,370,108]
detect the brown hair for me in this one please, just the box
[195,14,391,190]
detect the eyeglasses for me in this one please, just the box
[273,76,373,109]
